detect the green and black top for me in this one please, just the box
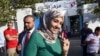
[24,32,62,56]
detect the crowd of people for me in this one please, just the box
[0,10,70,56]
[0,9,100,56]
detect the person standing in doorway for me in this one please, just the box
[16,15,36,56]
[4,21,18,56]
[80,23,93,56]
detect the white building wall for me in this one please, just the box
[88,18,100,32]
[0,22,16,34]
[64,10,70,32]
[83,3,100,32]
[35,0,77,32]
[16,8,32,33]
[0,25,7,34]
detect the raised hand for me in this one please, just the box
[60,32,70,56]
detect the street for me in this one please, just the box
[68,37,82,56]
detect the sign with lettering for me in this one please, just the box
[35,0,77,12]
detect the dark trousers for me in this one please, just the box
[0,46,7,56]
[82,46,87,56]
[87,52,98,56]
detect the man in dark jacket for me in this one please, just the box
[16,15,36,56]
[80,23,93,56]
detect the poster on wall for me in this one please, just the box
[35,0,77,12]
[35,0,77,16]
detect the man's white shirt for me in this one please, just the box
[86,33,99,53]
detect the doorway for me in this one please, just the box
[69,15,80,36]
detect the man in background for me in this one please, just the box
[80,23,93,56]
[85,27,100,56]
[4,21,18,56]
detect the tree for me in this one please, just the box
[0,0,41,26]
[93,7,100,18]
[85,0,93,4]
[0,0,16,26]
[11,0,41,9]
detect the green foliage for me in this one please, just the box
[85,0,93,4]
[93,8,100,14]
[13,0,40,9]
[92,8,100,19]
[18,0,39,5]
[0,0,41,26]
[0,0,14,25]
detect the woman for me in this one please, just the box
[24,10,70,56]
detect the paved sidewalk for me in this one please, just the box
[68,37,82,56]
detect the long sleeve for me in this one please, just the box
[24,33,38,56]
[24,32,62,56]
